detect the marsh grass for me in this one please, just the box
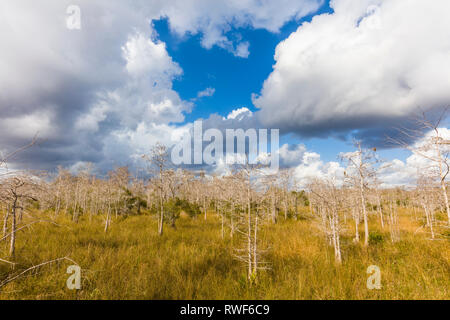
[0,210,448,300]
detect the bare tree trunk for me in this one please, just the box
[9,197,17,257]
[104,201,111,233]
[3,204,10,237]
[436,142,450,224]
[159,192,164,236]
[353,207,360,243]
[422,203,434,239]
[55,183,61,217]
[73,181,80,223]
[253,209,258,280]
[332,210,342,264]
[359,176,369,246]
[388,201,400,242]
[203,197,207,221]
[220,206,224,239]
[230,201,235,238]
[18,206,23,224]
[376,192,384,229]
[441,176,450,225]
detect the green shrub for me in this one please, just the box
[369,232,384,245]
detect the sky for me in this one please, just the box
[1,0,449,187]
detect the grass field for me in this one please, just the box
[0,210,449,300]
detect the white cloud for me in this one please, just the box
[223,107,253,121]
[172,128,448,190]
[380,127,450,187]
[287,128,450,189]
[377,159,417,188]
[75,101,110,132]
[235,42,250,58]
[278,143,307,168]
[0,1,190,169]
[0,0,323,170]
[293,152,345,188]
[197,87,216,99]
[254,0,450,140]
[0,112,55,140]
[122,32,182,79]
[158,0,323,57]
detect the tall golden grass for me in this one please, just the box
[0,209,448,300]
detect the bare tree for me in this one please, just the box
[143,143,170,236]
[391,108,450,225]
[415,112,449,224]
[1,175,39,257]
[308,178,344,264]
[233,159,269,283]
[341,142,379,246]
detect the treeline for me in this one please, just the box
[0,159,448,281]
[1,112,449,282]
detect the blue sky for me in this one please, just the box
[152,1,407,164]
[152,1,351,163]
[2,0,449,186]
[155,2,334,123]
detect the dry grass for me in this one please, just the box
[0,209,448,300]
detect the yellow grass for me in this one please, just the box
[0,210,448,300]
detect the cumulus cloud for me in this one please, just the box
[0,0,324,171]
[293,152,345,188]
[254,0,450,144]
[223,107,253,121]
[122,32,182,79]
[5,0,446,182]
[277,143,307,168]
[160,126,447,190]
[158,0,323,57]
[378,127,450,187]
[289,128,450,189]
[0,1,189,171]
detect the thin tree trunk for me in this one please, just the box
[204,197,207,221]
[18,206,23,224]
[353,207,360,243]
[104,200,111,233]
[271,193,277,224]
[253,210,258,279]
[221,207,224,239]
[377,193,384,229]
[9,197,17,257]
[360,176,369,246]
[332,210,342,264]
[423,203,434,239]
[436,142,450,224]
[159,193,164,236]
[230,201,235,238]
[3,204,10,237]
